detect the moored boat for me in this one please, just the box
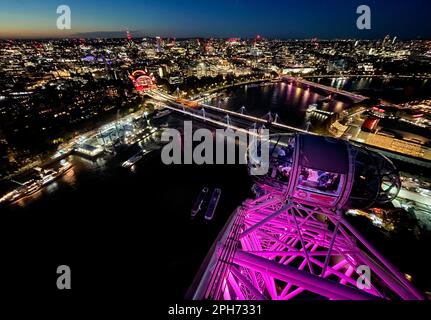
[204,188,221,221]
[191,186,209,218]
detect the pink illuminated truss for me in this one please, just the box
[192,184,424,300]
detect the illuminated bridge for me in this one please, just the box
[147,90,313,134]
[281,75,368,102]
[187,134,424,300]
[146,73,367,133]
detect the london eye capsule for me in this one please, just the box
[248,133,400,209]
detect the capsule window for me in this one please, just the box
[296,167,343,196]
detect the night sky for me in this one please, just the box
[0,0,430,39]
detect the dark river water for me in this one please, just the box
[1,78,430,299]
[0,119,253,299]
[208,81,350,129]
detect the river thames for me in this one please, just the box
[1,78,430,298]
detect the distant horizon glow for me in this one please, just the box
[0,0,431,40]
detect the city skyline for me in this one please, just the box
[1,1,431,305]
[1,0,431,39]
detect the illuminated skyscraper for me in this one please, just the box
[156,36,162,53]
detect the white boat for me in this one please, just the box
[204,188,222,221]
[58,161,73,174]
[41,173,56,186]
[1,162,74,205]
[122,150,144,168]
[40,162,73,186]
[191,187,209,218]
[24,181,41,195]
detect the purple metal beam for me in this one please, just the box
[233,250,379,300]
[192,190,423,300]
[340,218,424,300]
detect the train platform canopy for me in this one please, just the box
[75,144,104,157]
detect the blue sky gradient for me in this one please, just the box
[0,0,430,39]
